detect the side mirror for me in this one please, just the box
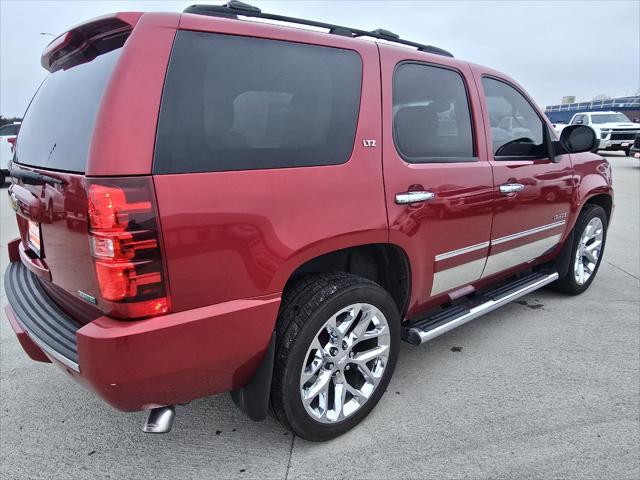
[556,125,597,155]
[575,120,583,124]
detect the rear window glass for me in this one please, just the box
[14,48,121,173]
[154,31,362,174]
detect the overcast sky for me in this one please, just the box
[1,0,638,117]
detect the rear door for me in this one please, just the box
[473,72,573,279]
[380,47,494,316]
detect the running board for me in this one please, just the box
[403,271,559,346]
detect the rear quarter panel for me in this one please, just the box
[154,16,387,312]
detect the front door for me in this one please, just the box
[380,48,494,317]
[474,73,573,278]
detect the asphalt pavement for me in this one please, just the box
[1,152,638,480]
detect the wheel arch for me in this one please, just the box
[583,193,613,223]
[553,191,612,278]
[281,243,412,318]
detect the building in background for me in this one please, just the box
[545,95,640,123]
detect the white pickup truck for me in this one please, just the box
[554,111,639,156]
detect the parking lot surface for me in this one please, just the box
[1,153,638,480]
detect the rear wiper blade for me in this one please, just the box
[10,168,66,185]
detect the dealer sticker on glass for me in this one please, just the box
[28,220,41,256]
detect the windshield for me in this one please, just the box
[591,114,630,124]
[14,47,121,173]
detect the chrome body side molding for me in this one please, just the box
[430,221,566,295]
[490,221,566,246]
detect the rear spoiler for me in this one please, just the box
[41,12,143,73]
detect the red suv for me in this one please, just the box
[5,2,613,441]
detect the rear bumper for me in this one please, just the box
[4,256,280,411]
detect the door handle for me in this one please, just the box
[395,191,435,205]
[499,183,525,194]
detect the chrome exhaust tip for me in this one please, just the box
[143,406,175,434]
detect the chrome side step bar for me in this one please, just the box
[403,271,559,346]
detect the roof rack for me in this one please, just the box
[183,1,454,58]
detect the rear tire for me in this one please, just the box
[624,147,631,157]
[552,204,607,295]
[271,272,400,441]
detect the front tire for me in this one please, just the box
[552,204,607,295]
[271,272,400,441]
[623,147,631,157]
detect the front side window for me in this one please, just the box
[154,31,362,174]
[482,77,546,159]
[570,114,584,125]
[392,63,474,162]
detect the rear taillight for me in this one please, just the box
[7,137,16,152]
[86,178,169,319]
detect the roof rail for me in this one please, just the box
[183,1,454,58]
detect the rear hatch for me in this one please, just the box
[9,14,169,322]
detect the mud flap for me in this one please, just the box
[553,228,575,279]
[230,332,276,421]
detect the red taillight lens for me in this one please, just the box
[87,178,169,319]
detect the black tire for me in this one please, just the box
[552,204,607,295]
[624,147,631,157]
[271,272,400,441]
[0,173,5,187]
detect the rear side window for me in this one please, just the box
[154,31,362,174]
[393,63,474,162]
[14,48,121,173]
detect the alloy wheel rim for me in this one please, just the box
[299,303,390,423]
[574,217,603,285]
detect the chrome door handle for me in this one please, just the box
[499,183,525,194]
[395,191,435,205]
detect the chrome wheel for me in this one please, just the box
[574,217,603,285]
[299,303,390,423]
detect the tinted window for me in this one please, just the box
[14,48,121,173]
[393,63,474,162]
[154,31,362,174]
[0,124,20,136]
[570,114,584,125]
[482,77,546,159]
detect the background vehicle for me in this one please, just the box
[565,111,639,155]
[631,133,640,159]
[0,121,20,184]
[4,2,613,441]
